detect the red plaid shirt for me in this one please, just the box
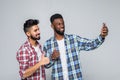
[16,40,46,80]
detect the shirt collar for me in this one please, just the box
[53,34,67,41]
[25,39,41,49]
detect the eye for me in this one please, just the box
[34,29,37,32]
[38,28,39,30]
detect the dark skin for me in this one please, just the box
[51,49,60,60]
[51,18,108,60]
[51,18,65,60]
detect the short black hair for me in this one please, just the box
[23,19,39,33]
[50,13,63,23]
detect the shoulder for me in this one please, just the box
[65,34,81,39]
[44,36,54,45]
[16,41,29,56]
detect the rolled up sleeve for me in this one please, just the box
[16,49,29,78]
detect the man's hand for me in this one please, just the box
[23,54,50,78]
[40,54,50,65]
[100,23,108,38]
[51,49,60,60]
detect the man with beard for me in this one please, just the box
[43,14,108,80]
[16,19,49,80]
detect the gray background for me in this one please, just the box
[0,0,120,80]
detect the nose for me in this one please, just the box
[60,23,64,28]
[37,29,40,34]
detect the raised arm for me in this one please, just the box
[78,23,108,51]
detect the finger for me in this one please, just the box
[102,31,107,33]
[102,30,108,34]
[57,52,60,56]
[43,51,45,54]
[102,33,108,36]
[41,53,45,58]
[46,58,50,63]
[51,54,55,59]
[53,48,57,52]
[102,28,108,31]
[103,23,106,27]
[103,23,107,27]
[103,27,108,32]
[103,23,108,29]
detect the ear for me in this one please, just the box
[26,31,30,37]
[51,24,54,29]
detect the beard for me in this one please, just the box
[54,27,65,36]
[30,34,40,40]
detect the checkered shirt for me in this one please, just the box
[43,34,104,80]
[16,40,46,80]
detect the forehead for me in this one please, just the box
[53,18,64,23]
[31,25,39,30]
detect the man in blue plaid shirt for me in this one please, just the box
[43,13,108,80]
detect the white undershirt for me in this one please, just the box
[57,38,69,80]
[33,45,42,80]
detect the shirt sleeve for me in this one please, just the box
[77,35,105,51]
[16,48,29,78]
[43,45,55,68]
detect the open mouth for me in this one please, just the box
[60,28,64,31]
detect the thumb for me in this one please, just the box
[41,53,45,58]
[103,23,107,28]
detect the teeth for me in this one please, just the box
[61,29,64,31]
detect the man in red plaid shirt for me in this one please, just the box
[16,19,49,80]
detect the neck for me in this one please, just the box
[28,38,38,47]
[55,33,64,40]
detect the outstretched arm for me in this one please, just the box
[78,23,108,51]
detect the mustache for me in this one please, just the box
[37,33,40,36]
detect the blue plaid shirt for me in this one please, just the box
[43,34,104,80]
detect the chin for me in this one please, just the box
[37,37,40,40]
